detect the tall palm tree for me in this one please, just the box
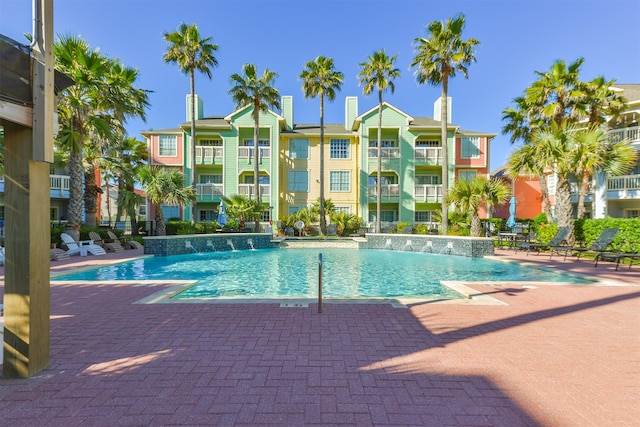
[55,35,112,238]
[411,13,480,235]
[358,50,400,233]
[578,75,627,127]
[229,63,280,232]
[138,166,196,236]
[299,56,344,235]
[447,176,511,237]
[164,22,219,223]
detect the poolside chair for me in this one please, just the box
[594,251,640,270]
[520,226,571,256]
[93,231,125,252]
[551,228,619,262]
[60,232,106,257]
[107,230,142,250]
[327,223,337,236]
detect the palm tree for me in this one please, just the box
[578,75,627,127]
[411,13,480,235]
[220,194,263,231]
[358,50,400,234]
[138,166,196,236]
[164,22,219,224]
[299,56,344,235]
[55,35,113,238]
[447,176,511,237]
[572,126,637,219]
[229,63,280,231]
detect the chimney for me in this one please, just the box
[433,96,452,123]
[281,96,293,130]
[186,94,204,121]
[345,96,358,130]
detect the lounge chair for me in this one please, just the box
[551,228,619,262]
[60,232,106,257]
[594,251,640,270]
[92,231,125,252]
[519,226,571,256]
[107,230,142,250]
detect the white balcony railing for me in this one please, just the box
[570,181,592,195]
[414,184,443,201]
[607,174,640,191]
[367,184,400,197]
[414,147,442,162]
[238,147,271,161]
[238,184,271,200]
[196,183,224,198]
[608,125,640,143]
[368,147,400,158]
[195,146,223,164]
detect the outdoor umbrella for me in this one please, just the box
[506,196,517,228]
[217,201,227,227]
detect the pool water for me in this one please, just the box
[52,248,590,300]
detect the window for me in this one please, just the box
[50,207,58,221]
[199,174,222,184]
[368,175,397,185]
[330,171,350,192]
[458,170,477,181]
[461,137,480,159]
[243,139,270,146]
[161,205,180,220]
[289,138,309,159]
[626,209,640,218]
[368,139,395,147]
[369,210,396,222]
[159,135,177,156]
[416,175,440,185]
[330,139,350,159]
[415,211,437,222]
[288,171,308,191]
[335,206,350,214]
[243,175,270,184]
[199,210,217,221]
[416,140,440,147]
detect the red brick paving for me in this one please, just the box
[1,247,639,426]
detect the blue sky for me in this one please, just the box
[2,0,639,170]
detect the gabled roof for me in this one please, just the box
[612,84,640,104]
[352,102,413,130]
[283,123,354,137]
[223,104,286,129]
[179,116,232,131]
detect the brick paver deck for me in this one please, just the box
[1,247,639,426]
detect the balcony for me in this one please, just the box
[367,184,400,202]
[238,147,271,163]
[606,174,640,200]
[238,184,271,201]
[195,146,223,165]
[50,174,71,197]
[414,147,442,166]
[368,147,400,158]
[196,183,224,202]
[608,125,640,144]
[414,184,443,202]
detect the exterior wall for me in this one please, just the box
[494,176,543,220]
[360,234,494,257]
[148,133,183,166]
[143,233,279,256]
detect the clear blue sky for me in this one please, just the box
[2,0,639,170]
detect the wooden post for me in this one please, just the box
[2,0,54,378]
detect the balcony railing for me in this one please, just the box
[238,184,271,200]
[414,147,442,163]
[414,184,443,202]
[367,184,399,198]
[196,183,224,199]
[238,147,271,162]
[195,146,223,164]
[569,181,592,195]
[608,125,640,143]
[368,147,400,158]
[607,174,640,191]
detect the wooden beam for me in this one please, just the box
[0,100,32,128]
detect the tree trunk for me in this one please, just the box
[376,90,382,234]
[470,213,483,237]
[83,164,97,228]
[576,172,590,219]
[190,70,197,224]
[555,174,575,245]
[253,101,261,233]
[538,174,553,223]
[155,206,166,236]
[440,78,449,235]
[319,95,326,235]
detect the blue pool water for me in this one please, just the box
[52,248,590,300]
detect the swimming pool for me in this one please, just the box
[52,248,590,300]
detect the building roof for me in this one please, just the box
[140,128,182,136]
[612,84,640,104]
[283,124,353,136]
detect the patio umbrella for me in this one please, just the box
[217,201,227,227]
[506,196,517,228]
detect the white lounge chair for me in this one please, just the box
[60,233,106,257]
